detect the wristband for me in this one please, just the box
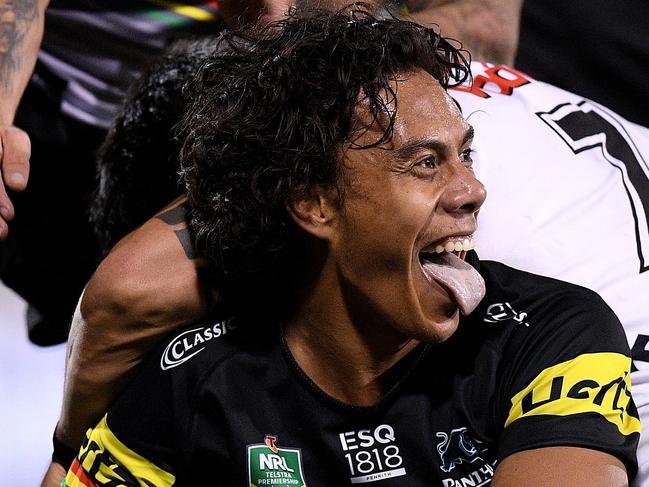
[52,429,77,470]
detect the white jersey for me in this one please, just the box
[452,62,649,484]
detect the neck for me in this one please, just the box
[284,263,419,407]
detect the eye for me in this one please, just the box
[460,148,475,168]
[416,155,439,170]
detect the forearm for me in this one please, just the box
[40,461,66,487]
[403,0,523,66]
[55,297,149,448]
[56,284,205,448]
[218,0,292,27]
[0,0,48,125]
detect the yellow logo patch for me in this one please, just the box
[505,352,641,436]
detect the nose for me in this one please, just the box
[439,161,486,215]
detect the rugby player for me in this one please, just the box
[53,7,638,486]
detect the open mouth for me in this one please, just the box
[418,236,477,277]
[418,235,485,315]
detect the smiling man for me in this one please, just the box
[61,7,639,486]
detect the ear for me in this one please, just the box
[286,186,339,240]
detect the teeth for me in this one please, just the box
[427,236,476,255]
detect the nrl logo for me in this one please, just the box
[265,435,279,453]
[248,436,307,487]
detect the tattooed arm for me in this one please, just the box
[218,0,292,27]
[0,0,48,238]
[402,0,523,65]
[46,198,213,472]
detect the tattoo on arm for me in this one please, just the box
[156,204,196,260]
[401,0,521,65]
[0,0,39,93]
[158,202,221,310]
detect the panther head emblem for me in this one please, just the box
[436,427,482,473]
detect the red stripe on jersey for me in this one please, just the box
[68,458,100,487]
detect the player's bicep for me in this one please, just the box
[493,446,628,486]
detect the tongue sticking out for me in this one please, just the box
[420,252,485,315]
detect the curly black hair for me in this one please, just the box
[90,37,218,255]
[180,5,470,295]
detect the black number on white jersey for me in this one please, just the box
[538,101,649,273]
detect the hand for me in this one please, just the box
[0,124,30,239]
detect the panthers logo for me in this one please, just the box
[436,427,483,473]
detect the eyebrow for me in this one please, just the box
[395,125,475,160]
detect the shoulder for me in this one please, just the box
[104,316,265,461]
[451,62,575,112]
[479,258,600,298]
[478,259,621,333]
[471,260,639,477]
[155,317,242,377]
[470,258,630,367]
[108,317,240,402]
[461,256,631,381]
[66,316,250,486]
[124,314,276,396]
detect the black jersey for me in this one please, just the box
[64,258,640,486]
[40,1,223,127]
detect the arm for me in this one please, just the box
[402,0,523,65]
[59,198,211,447]
[490,285,639,485]
[0,0,48,237]
[217,0,292,27]
[42,199,214,486]
[494,447,628,486]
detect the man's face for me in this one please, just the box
[330,70,486,344]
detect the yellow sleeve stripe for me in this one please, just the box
[146,0,217,21]
[66,415,176,487]
[505,352,641,436]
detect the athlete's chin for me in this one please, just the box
[417,310,461,344]
[413,287,462,342]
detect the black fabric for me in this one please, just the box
[516,0,649,127]
[41,1,224,127]
[0,62,104,345]
[52,428,77,470]
[1,2,223,344]
[92,259,639,485]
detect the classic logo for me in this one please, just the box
[248,436,307,487]
[160,320,234,370]
[435,427,483,473]
[483,302,530,327]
